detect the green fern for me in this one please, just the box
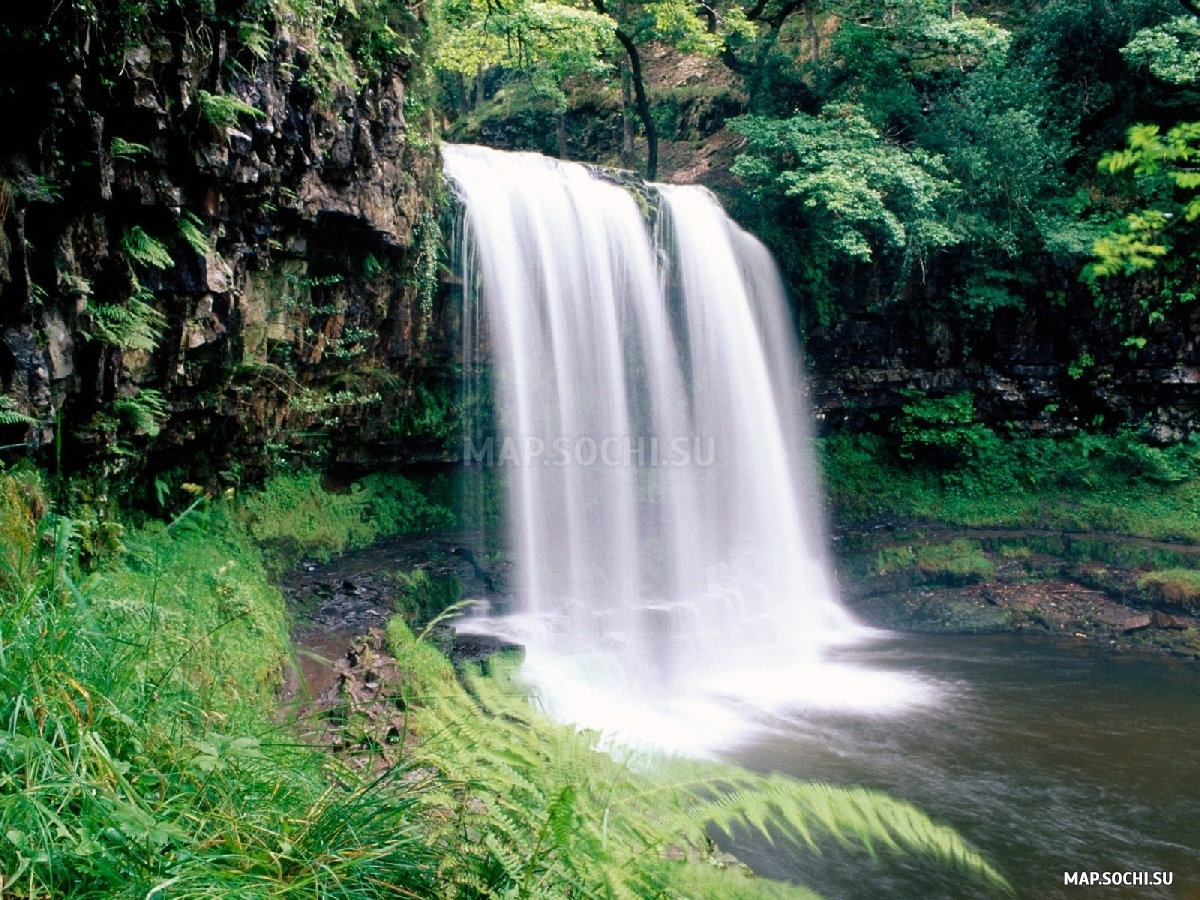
[113,388,168,437]
[0,396,37,427]
[109,136,151,160]
[238,21,272,61]
[86,297,167,352]
[122,225,174,270]
[390,627,1013,900]
[178,211,211,256]
[198,89,267,129]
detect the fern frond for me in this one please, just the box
[0,397,37,427]
[388,629,1010,900]
[198,90,266,130]
[238,21,272,61]
[109,137,151,160]
[122,226,173,270]
[113,389,168,437]
[85,298,167,352]
[178,211,210,256]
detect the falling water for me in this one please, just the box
[445,145,929,754]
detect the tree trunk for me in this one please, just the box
[614,28,657,179]
[805,1,819,62]
[591,0,657,179]
[620,61,636,169]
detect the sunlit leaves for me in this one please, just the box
[433,0,616,80]
[1087,122,1200,279]
[908,14,1011,71]
[731,104,960,265]
[1122,15,1200,85]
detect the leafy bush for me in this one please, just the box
[894,390,1002,466]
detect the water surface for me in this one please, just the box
[729,634,1200,899]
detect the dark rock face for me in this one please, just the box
[0,16,453,483]
[803,291,1200,439]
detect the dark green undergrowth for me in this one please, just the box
[2,464,1010,898]
[822,429,1200,542]
[0,468,441,898]
[240,469,455,575]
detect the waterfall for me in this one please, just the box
[445,145,927,754]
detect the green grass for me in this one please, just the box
[821,430,1200,542]
[239,469,454,575]
[874,539,997,584]
[0,472,440,898]
[1137,569,1200,608]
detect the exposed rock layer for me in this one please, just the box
[0,14,453,484]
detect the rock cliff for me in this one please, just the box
[0,3,455,490]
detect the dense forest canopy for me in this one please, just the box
[434,0,1199,352]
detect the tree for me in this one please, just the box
[433,0,617,112]
[1087,121,1200,278]
[730,103,960,323]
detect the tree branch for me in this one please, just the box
[592,0,658,178]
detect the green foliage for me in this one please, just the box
[1137,568,1200,607]
[238,20,273,62]
[929,64,1071,262]
[0,474,439,898]
[391,382,460,447]
[358,470,458,533]
[389,567,464,625]
[177,210,210,256]
[239,471,380,565]
[411,209,444,326]
[731,105,959,320]
[393,634,1012,900]
[894,390,999,465]
[434,0,615,85]
[734,105,959,263]
[112,388,168,437]
[84,297,167,352]
[0,396,37,428]
[121,225,173,270]
[108,137,151,160]
[1122,15,1200,84]
[238,470,454,573]
[821,427,1200,540]
[1086,122,1200,279]
[197,89,267,130]
[875,539,997,585]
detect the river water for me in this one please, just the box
[727,633,1200,899]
